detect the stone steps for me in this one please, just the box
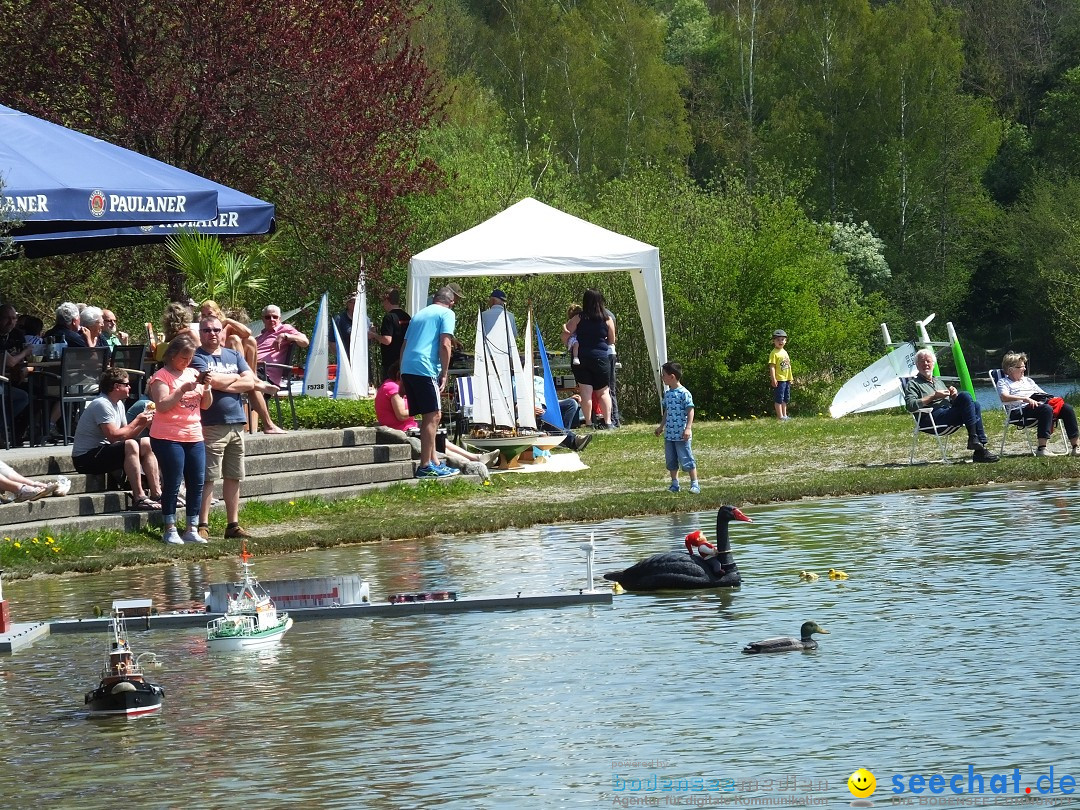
[0,427,422,539]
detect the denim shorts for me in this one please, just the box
[665,438,697,472]
[773,380,791,404]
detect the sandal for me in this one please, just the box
[131,495,162,511]
[15,484,48,502]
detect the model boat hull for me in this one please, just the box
[85,679,164,717]
[207,616,293,651]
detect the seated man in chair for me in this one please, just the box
[255,304,309,385]
[904,348,998,463]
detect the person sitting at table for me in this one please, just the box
[1,303,33,439]
[78,306,111,349]
[996,350,1080,456]
[16,313,44,345]
[43,301,89,348]
[375,362,496,469]
[100,309,129,349]
[72,366,163,510]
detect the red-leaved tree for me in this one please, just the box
[0,0,443,294]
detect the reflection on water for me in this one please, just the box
[3,482,1080,808]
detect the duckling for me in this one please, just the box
[828,568,849,580]
[742,621,829,654]
[799,570,820,582]
[612,582,625,594]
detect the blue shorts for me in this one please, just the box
[401,374,441,416]
[665,438,697,472]
[773,380,791,404]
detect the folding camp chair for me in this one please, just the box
[900,377,963,463]
[449,374,474,444]
[256,344,299,430]
[989,368,1068,456]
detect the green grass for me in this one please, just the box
[4,410,1077,578]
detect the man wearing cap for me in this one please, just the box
[768,329,792,420]
[481,288,517,339]
[400,286,460,478]
[368,288,411,381]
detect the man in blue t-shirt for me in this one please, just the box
[191,316,258,540]
[400,285,459,479]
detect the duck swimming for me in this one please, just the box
[828,569,849,580]
[602,506,752,591]
[798,570,820,582]
[742,621,829,654]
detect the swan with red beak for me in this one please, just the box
[604,506,753,591]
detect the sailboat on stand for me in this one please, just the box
[466,307,564,468]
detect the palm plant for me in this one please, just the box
[165,231,270,309]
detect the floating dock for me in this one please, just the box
[0,622,50,653]
[44,590,613,637]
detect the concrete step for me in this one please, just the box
[0,427,424,539]
[1,473,477,539]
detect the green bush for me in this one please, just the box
[292,396,378,429]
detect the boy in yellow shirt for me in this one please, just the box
[768,329,792,420]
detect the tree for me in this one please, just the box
[0,0,444,294]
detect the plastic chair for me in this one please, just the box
[48,346,109,444]
[989,368,1068,456]
[900,376,963,463]
[110,344,148,402]
[257,344,299,430]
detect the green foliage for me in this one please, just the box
[165,231,270,311]
[292,395,378,430]
[826,220,891,294]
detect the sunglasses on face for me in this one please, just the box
[201,328,222,333]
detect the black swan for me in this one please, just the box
[742,621,829,654]
[602,505,752,591]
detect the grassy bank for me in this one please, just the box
[4,411,1078,579]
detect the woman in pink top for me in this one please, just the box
[148,333,213,546]
[375,363,491,466]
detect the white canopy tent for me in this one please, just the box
[407,197,668,395]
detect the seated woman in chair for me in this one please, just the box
[996,351,1079,456]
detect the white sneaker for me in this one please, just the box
[1036,447,1058,457]
[162,527,184,545]
[181,529,208,544]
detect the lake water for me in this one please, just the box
[2,483,1079,809]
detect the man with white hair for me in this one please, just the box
[43,301,89,347]
[78,306,110,348]
[255,304,309,385]
[903,347,998,463]
[100,308,129,349]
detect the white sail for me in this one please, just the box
[470,308,517,428]
[516,310,536,430]
[334,274,369,400]
[303,293,330,398]
[829,342,918,418]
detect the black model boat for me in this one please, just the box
[84,608,164,718]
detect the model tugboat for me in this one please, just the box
[84,608,164,718]
[206,544,293,651]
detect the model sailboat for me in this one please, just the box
[466,307,565,461]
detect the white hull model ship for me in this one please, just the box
[467,307,564,465]
[84,608,164,718]
[207,544,293,651]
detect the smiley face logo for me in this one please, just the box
[848,768,877,798]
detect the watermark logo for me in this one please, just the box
[849,768,877,805]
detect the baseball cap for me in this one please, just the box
[772,329,787,338]
[446,282,464,301]
[490,289,507,301]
